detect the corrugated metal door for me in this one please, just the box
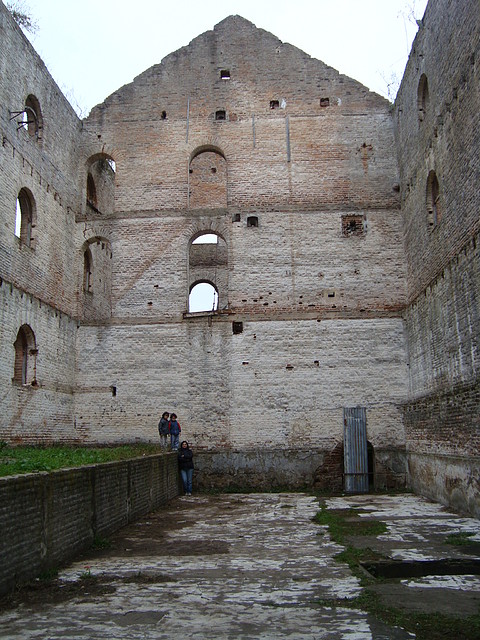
[343,407,368,493]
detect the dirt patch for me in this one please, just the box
[0,575,116,611]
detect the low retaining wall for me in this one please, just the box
[0,453,179,595]
[195,449,327,491]
[194,448,407,493]
[407,452,480,518]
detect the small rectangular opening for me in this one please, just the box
[320,97,330,107]
[220,69,231,80]
[270,100,280,109]
[215,110,226,120]
[247,216,258,227]
[232,321,243,334]
[342,215,365,237]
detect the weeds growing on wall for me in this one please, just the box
[0,443,163,477]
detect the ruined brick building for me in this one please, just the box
[0,0,478,515]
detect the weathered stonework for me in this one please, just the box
[394,0,479,516]
[0,0,478,512]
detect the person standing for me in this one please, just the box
[169,413,181,451]
[178,441,194,495]
[158,411,169,449]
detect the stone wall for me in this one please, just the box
[1,0,478,509]
[0,454,179,595]
[394,0,480,515]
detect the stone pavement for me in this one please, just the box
[0,493,479,639]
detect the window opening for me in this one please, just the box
[83,249,92,292]
[247,216,258,227]
[11,95,43,140]
[192,234,218,244]
[215,110,226,120]
[189,282,218,312]
[320,97,330,107]
[15,189,34,246]
[426,170,441,226]
[270,100,280,109]
[87,173,97,208]
[220,69,231,80]
[161,110,167,120]
[417,74,429,122]
[342,214,365,237]
[232,321,243,334]
[13,325,36,386]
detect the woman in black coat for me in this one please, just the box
[178,441,194,495]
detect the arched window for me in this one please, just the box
[189,282,218,312]
[85,156,116,216]
[83,248,93,292]
[189,148,227,208]
[426,170,441,227]
[23,95,43,140]
[87,173,97,209]
[13,325,37,386]
[15,188,35,247]
[417,74,429,122]
[188,232,228,312]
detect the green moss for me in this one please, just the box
[313,505,387,545]
[445,531,476,546]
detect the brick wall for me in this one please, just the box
[0,454,179,595]
[395,0,480,515]
[1,0,478,511]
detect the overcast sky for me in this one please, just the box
[18,0,428,116]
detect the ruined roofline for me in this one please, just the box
[87,13,389,117]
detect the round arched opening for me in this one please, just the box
[189,282,218,312]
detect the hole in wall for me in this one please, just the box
[232,321,243,334]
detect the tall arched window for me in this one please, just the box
[426,170,441,227]
[15,188,35,247]
[417,74,429,122]
[85,155,116,216]
[87,173,97,209]
[188,232,228,312]
[189,148,227,208]
[22,95,43,140]
[83,248,93,292]
[13,325,37,386]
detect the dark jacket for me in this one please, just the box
[158,417,169,435]
[178,447,194,470]
[169,420,181,435]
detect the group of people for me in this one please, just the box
[158,412,194,496]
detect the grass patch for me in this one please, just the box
[318,590,480,640]
[445,531,477,546]
[0,444,164,477]
[313,505,387,583]
[313,506,387,544]
[91,536,111,551]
